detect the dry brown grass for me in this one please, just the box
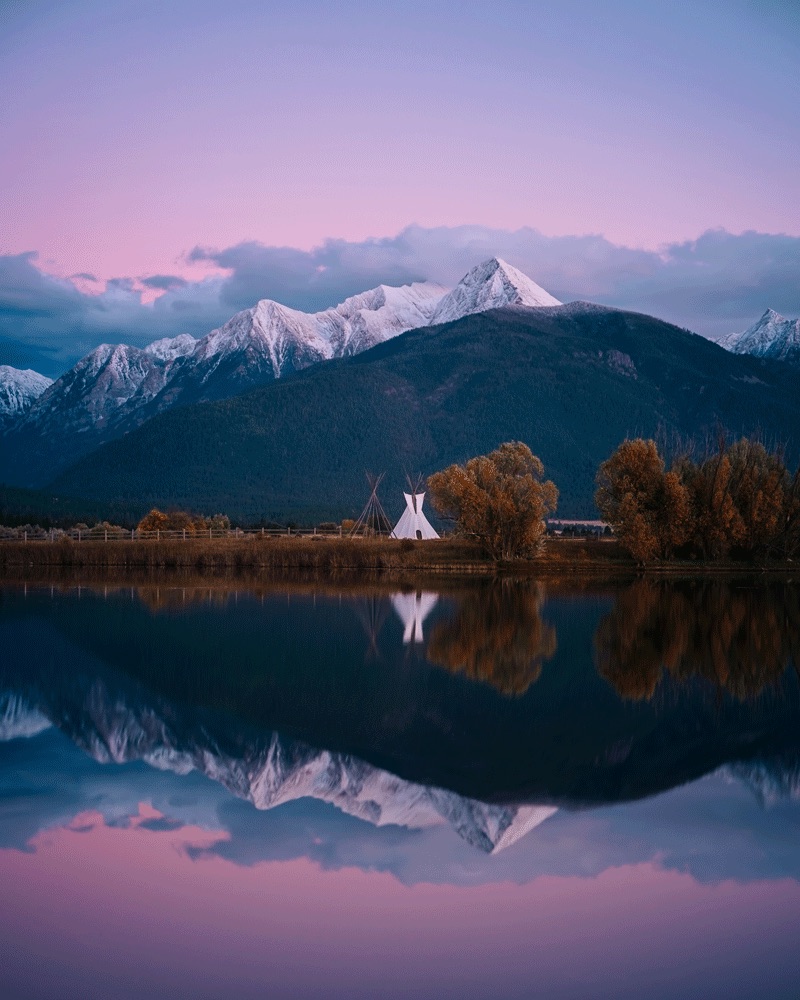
[0,535,639,586]
[0,534,488,572]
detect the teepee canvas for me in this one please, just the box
[390,489,439,540]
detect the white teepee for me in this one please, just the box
[390,491,439,540]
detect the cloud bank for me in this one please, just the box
[2,226,799,376]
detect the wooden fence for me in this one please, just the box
[0,526,355,542]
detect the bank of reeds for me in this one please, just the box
[0,534,633,577]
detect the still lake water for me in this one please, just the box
[1,577,799,999]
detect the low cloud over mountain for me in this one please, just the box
[3,225,800,375]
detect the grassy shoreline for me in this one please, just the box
[0,535,627,575]
[0,535,795,583]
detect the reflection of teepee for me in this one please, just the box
[351,473,393,536]
[390,475,439,540]
[354,594,390,660]
[391,591,439,644]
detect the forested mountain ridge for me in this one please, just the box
[49,303,800,522]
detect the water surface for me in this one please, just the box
[1,578,799,999]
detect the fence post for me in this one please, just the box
[157,529,160,541]
[131,528,134,541]
[104,529,108,542]
[24,531,27,542]
[183,528,186,541]
[78,530,81,542]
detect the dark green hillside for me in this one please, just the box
[51,306,800,521]
[0,483,138,528]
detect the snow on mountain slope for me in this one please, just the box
[0,679,555,854]
[0,366,52,417]
[331,281,447,355]
[721,308,800,363]
[143,333,197,362]
[193,298,336,379]
[429,257,561,325]
[21,342,171,435]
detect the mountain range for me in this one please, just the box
[1,257,798,521]
[2,258,561,488]
[48,301,800,521]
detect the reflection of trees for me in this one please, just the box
[595,580,800,702]
[427,581,556,696]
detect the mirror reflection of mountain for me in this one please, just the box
[3,581,800,815]
[594,580,800,703]
[427,580,556,696]
[0,688,553,855]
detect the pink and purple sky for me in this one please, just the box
[1,0,799,373]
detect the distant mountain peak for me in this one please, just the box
[429,257,561,325]
[0,365,52,417]
[722,308,800,364]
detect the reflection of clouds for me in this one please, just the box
[390,592,439,644]
[3,729,800,889]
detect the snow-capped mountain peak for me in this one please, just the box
[0,366,52,417]
[721,308,800,363]
[429,257,561,325]
[194,298,335,379]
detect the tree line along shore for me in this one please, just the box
[1,435,798,571]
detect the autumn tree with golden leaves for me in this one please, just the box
[137,508,211,534]
[597,436,798,563]
[595,439,691,564]
[427,442,558,560]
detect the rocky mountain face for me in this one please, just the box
[721,308,800,364]
[5,261,557,486]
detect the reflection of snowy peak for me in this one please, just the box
[721,308,800,364]
[0,366,52,417]
[429,257,561,325]
[725,755,800,806]
[0,683,553,854]
[0,693,52,740]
